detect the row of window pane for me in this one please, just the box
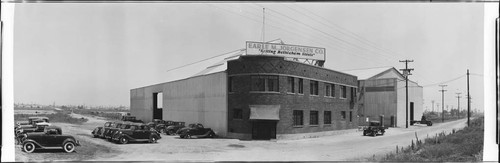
[231,76,354,98]
[251,75,279,92]
[293,110,351,126]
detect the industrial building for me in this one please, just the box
[344,67,423,128]
[130,41,359,140]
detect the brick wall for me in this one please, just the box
[227,55,358,137]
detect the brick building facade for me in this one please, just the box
[226,55,358,139]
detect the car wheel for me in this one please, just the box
[63,142,75,153]
[119,137,129,144]
[149,136,157,143]
[23,142,36,153]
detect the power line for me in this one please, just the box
[165,49,244,73]
[254,4,399,65]
[211,4,392,66]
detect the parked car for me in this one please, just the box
[165,121,186,135]
[112,123,161,144]
[19,126,80,153]
[104,122,128,141]
[177,123,216,139]
[362,121,388,137]
[121,116,144,123]
[91,121,114,138]
[410,115,433,126]
[147,119,175,134]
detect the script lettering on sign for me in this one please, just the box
[246,41,326,61]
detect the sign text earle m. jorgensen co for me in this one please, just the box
[246,41,326,61]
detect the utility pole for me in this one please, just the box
[439,85,447,123]
[399,60,414,128]
[456,92,461,119]
[467,69,470,126]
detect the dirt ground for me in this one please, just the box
[15,112,468,161]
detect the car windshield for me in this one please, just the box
[370,122,380,126]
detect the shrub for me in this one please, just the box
[15,111,88,124]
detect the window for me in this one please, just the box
[298,78,304,94]
[233,109,243,119]
[287,77,295,93]
[310,111,319,125]
[341,86,347,98]
[324,111,332,124]
[251,75,279,92]
[341,111,346,120]
[349,111,353,122]
[310,80,319,95]
[325,83,335,97]
[293,110,304,126]
[228,77,235,92]
[332,84,336,97]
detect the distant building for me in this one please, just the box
[130,41,359,140]
[344,67,423,128]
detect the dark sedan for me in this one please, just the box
[20,126,80,153]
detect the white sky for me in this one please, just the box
[13,3,485,111]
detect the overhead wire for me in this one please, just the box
[255,4,398,66]
[248,4,395,66]
[211,4,390,66]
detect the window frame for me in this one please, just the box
[293,110,304,126]
[310,110,319,125]
[341,111,347,120]
[310,80,319,96]
[340,85,347,99]
[298,78,304,94]
[287,77,295,93]
[250,75,279,92]
[324,111,332,124]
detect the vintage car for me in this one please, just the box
[410,115,433,126]
[177,123,216,139]
[91,121,114,138]
[104,122,129,141]
[19,126,80,153]
[112,123,161,144]
[16,117,49,130]
[147,119,175,134]
[165,121,186,135]
[121,115,144,123]
[16,122,51,135]
[362,121,388,137]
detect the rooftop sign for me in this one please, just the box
[246,41,326,61]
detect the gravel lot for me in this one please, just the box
[15,113,467,161]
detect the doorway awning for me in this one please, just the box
[249,105,280,120]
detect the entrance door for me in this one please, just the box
[410,102,414,122]
[153,92,163,120]
[252,121,276,140]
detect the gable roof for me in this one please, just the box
[343,66,406,80]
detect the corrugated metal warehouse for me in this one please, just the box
[345,67,423,128]
[130,41,360,140]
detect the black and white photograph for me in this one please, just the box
[1,1,498,162]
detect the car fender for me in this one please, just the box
[118,133,134,140]
[62,138,80,146]
[22,139,44,148]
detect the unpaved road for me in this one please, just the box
[16,113,468,161]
